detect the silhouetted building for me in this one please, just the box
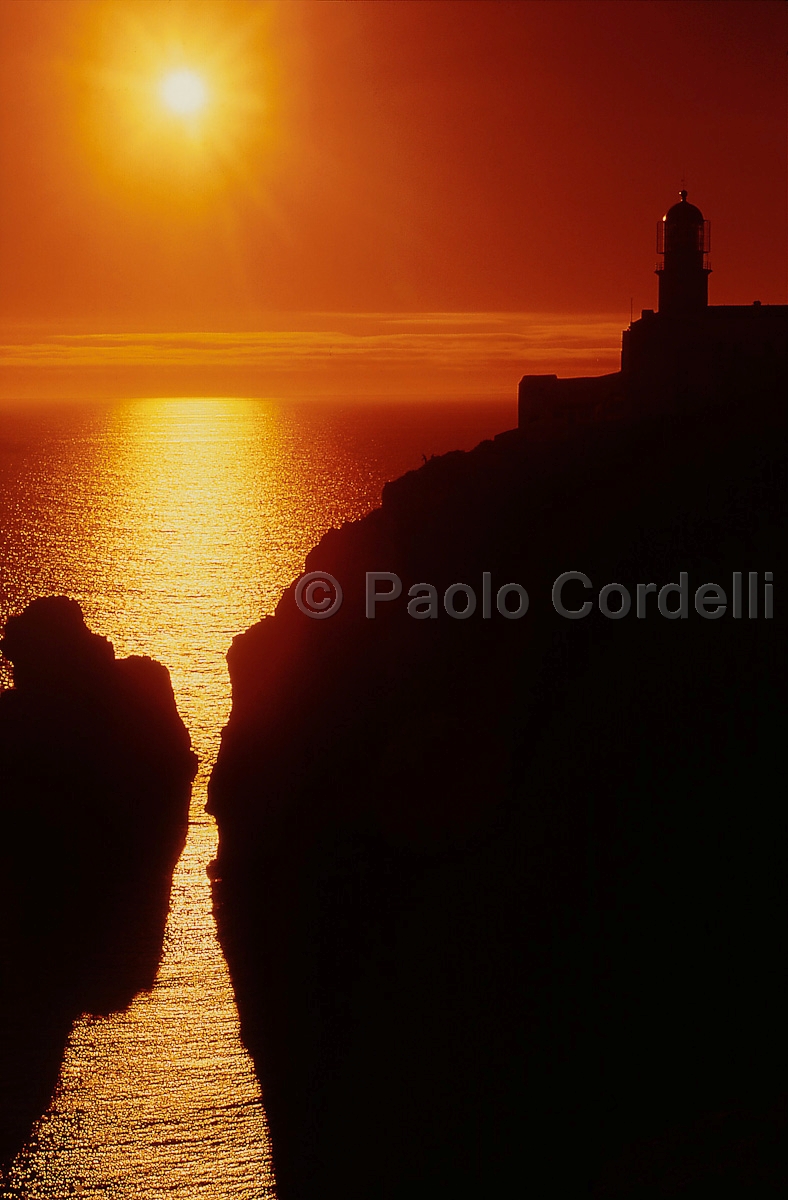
[518,190,787,423]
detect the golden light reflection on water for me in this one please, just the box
[0,396,510,1197]
[2,399,303,1198]
[5,819,274,1199]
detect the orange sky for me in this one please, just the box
[0,0,785,399]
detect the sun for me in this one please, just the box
[79,3,278,202]
[159,69,208,116]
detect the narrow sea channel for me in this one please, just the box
[0,396,509,1197]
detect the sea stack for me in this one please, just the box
[0,596,197,1168]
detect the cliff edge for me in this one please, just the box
[210,390,786,1197]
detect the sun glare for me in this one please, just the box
[78,4,279,203]
[160,69,208,115]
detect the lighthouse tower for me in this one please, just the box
[656,190,711,316]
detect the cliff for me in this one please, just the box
[0,597,197,1167]
[209,388,786,1197]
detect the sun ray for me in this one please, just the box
[67,0,287,210]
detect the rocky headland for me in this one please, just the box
[0,597,197,1168]
[209,386,786,1197]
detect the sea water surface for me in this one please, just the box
[0,396,511,1198]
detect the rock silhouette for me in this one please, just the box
[0,597,197,1168]
[209,381,786,1197]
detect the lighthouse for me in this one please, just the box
[517,187,787,424]
[656,190,711,316]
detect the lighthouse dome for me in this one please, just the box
[663,190,704,226]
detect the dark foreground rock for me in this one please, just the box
[0,597,197,1168]
[209,387,786,1198]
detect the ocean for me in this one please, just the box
[0,396,512,1198]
